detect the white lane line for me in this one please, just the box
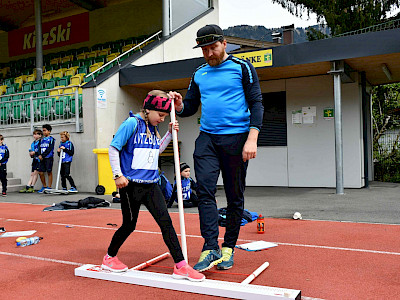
[0,251,83,266]
[2,218,400,256]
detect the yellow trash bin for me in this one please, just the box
[93,148,115,195]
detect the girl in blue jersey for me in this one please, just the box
[57,131,77,193]
[101,90,204,282]
[37,124,56,193]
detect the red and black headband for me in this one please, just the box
[143,94,172,113]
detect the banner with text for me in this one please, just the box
[8,12,89,57]
[233,49,273,68]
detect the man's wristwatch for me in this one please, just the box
[113,173,123,180]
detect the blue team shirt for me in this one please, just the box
[30,140,40,162]
[174,177,191,201]
[59,140,74,163]
[0,144,9,164]
[39,136,55,158]
[110,114,161,183]
[182,55,263,134]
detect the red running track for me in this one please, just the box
[0,202,399,299]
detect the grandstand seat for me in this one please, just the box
[42,70,55,81]
[54,95,70,118]
[69,74,85,86]
[95,56,106,64]
[11,94,22,101]
[61,62,71,69]
[77,65,88,75]
[89,62,104,74]
[0,85,6,95]
[27,73,36,82]
[53,68,66,79]
[87,51,98,59]
[50,57,62,66]
[23,93,35,99]
[111,47,121,54]
[57,76,71,87]
[0,102,11,123]
[63,87,76,96]
[39,97,53,119]
[6,85,18,94]
[14,75,27,89]
[25,97,40,121]
[11,100,25,122]
[33,81,46,91]
[45,79,57,89]
[71,60,81,67]
[65,66,78,77]
[49,88,62,99]
[100,64,112,74]
[61,55,74,64]
[1,95,10,102]
[76,52,88,60]
[22,82,33,93]
[122,44,135,53]
[69,94,82,116]
[107,53,120,62]
[98,48,111,57]
[4,78,13,87]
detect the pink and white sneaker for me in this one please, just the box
[172,264,205,282]
[101,255,128,272]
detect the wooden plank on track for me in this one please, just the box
[75,264,301,300]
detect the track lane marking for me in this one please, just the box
[2,218,400,256]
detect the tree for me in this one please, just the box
[271,0,400,36]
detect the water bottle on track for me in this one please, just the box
[16,236,43,247]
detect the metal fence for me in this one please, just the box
[0,86,82,133]
[374,122,400,182]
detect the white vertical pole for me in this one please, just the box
[170,100,188,262]
[333,73,344,195]
[55,149,63,190]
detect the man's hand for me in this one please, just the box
[169,91,183,112]
[115,176,129,189]
[242,128,259,162]
[38,155,43,161]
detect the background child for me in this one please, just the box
[0,134,9,197]
[37,124,55,193]
[158,168,173,204]
[20,129,42,193]
[57,131,78,193]
[102,90,204,282]
[168,162,199,208]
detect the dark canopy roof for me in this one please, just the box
[120,28,400,90]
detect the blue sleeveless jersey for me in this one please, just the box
[40,136,55,158]
[0,144,9,164]
[110,114,160,183]
[30,140,40,162]
[59,141,74,163]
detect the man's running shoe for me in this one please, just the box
[173,264,205,282]
[2,192,6,197]
[101,255,128,272]
[193,249,222,272]
[37,187,46,193]
[27,187,35,193]
[217,247,234,270]
[19,186,29,193]
[68,187,78,193]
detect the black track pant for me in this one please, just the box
[107,181,185,263]
[0,164,7,192]
[60,162,76,189]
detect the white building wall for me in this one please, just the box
[285,75,363,188]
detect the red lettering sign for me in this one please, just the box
[8,12,89,57]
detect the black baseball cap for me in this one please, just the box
[193,24,224,48]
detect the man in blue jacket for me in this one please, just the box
[172,24,264,272]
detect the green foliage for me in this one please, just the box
[372,83,400,181]
[271,0,400,36]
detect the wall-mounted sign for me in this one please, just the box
[324,107,334,120]
[8,12,89,57]
[232,49,273,68]
[97,88,107,109]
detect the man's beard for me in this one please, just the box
[205,51,225,66]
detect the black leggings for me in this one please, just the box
[107,181,185,263]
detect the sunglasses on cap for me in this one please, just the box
[196,34,224,46]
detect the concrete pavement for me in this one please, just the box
[1,181,399,225]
